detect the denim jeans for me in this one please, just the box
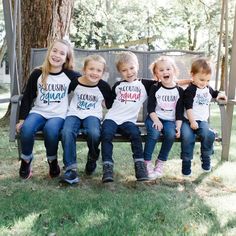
[20,113,64,161]
[181,120,215,162]
[61,116,101,170]
[144,116,176,162]
[101,119,143,163]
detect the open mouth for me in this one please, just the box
[163,75,170,79]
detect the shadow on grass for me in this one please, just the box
[0,167,234,236]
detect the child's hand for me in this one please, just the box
[216,93,227,102]
[152,120,163,131]
[16,120,24,133]
[175,127,181,138]
[190,120,198,130]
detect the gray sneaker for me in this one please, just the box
[61,170,79,184]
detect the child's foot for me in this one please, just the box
[134,160,148,181]
[102,163,114,183]
[144,161,156,179]
[182,160,192,176]
[48,159,60,178]
[153,159,164,178]
[201,159,211,173]
[85,155,97,175]
[61,169,79,184]
[19,159,32,179]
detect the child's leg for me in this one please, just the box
[101,119,118,183]
[20,113,46,160]
[154,120,176,178]
[82,116,101,175]
[61,116,81,170]
[61,116,81,184]
[196,121,215,172]
[181,121,195,176]
[19,113,46,179]
[43,117,64,178]
[143,116,161,161]
[158,120,176,161]
[119,122,148,181]
[143,116,161,178]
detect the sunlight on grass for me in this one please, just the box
[198,162,236,229]
[79,210,108,231]
[0,212,40,236]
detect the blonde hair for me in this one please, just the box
[41,39,74,88]
[191,58,212,75]
[115,51,139,72]
[83,54,106,72]
[149,56,179,80]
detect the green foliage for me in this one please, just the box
[71,0,235,59]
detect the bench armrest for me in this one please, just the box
[9,94,23,142]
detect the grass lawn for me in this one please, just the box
[1,87,236,235]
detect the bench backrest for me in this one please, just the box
[30,48,204,121]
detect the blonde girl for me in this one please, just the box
[16,39,80,179]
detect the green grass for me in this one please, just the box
[0,104,236,235]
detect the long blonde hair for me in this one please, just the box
[41,39,74,88]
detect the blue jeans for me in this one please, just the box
[181,120,215,162]
[61,116,101,170]
[101,119,143,163]
[20,113,64,161]
[144,116,176,162]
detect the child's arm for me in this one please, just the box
[186,109,198,130]
[175,78,192,87]
[149,112,163,131]
[175,120,182,138]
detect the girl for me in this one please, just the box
[61,55,113,184]
[144,56,184,179]
[16,39,80,179]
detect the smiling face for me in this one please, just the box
[118,61,139,82]
[83,60,105,85]
[192,72,211,89]
[48,41,68,72]
[154,61,175,87]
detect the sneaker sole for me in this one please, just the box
[137,177,149,181]
[61,177,80,185]
[102,177,114,183]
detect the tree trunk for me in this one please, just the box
[21,0,74,88]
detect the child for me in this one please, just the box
[60,54,113,184]
[144,56,184,179]
[101,51,155,183]
[16,39,80,179]
[181,58,227,176]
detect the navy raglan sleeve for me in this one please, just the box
[141,79,156,95]
[176,86,184,120]
[147,83,159,114]
[64,69,81,93]
[184,84,197,110]
[209,86,219,99]
[19,68,42,120]
[98,80,113,109]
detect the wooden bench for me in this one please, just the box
[9,48,227,159]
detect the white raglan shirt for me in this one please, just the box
[104,79,148,125]
[67,82,108,120]
[30,72,71,119]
